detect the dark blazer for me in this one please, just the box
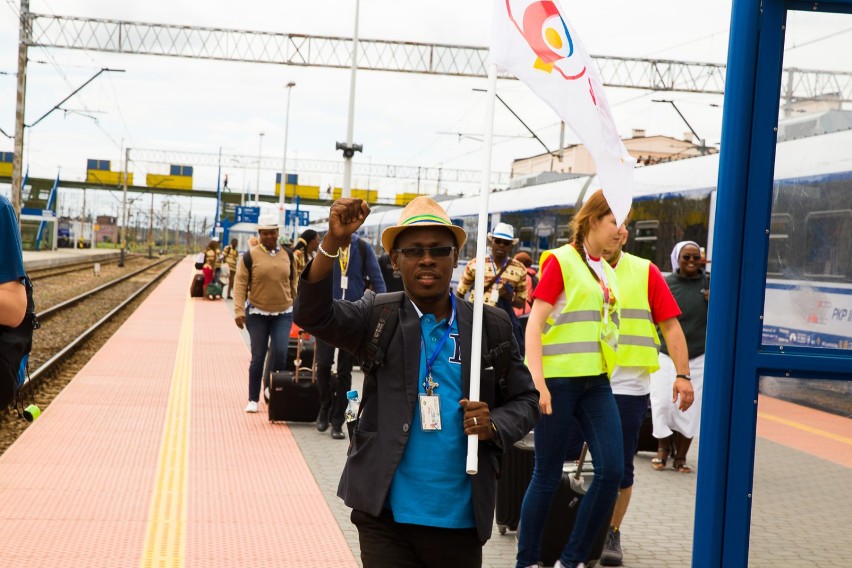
[294,263,540,542]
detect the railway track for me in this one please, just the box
[27,254,143,281]
[1,257,182,454]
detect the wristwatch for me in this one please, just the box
[676,374,692,381]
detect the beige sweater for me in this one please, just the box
[233,246,298,319]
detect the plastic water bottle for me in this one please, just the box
[344,390,360,423]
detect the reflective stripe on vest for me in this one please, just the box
[539,245,620,378]
[614,253,661,371]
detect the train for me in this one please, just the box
[318,111,852,415]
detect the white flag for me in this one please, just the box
[490,0,634,225]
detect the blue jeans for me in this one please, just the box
[515,375,624,568]
[564,393,650,489]
[245,311,293,402]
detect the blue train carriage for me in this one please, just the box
[352,114,852,354]
[85,159,134,186]
[147,164,193,190]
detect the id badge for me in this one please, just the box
[340,275,349,290]
[490,287,499,304]
[419,394,442,431]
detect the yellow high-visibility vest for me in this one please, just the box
[613,252,661,372]
[540,245,620,378]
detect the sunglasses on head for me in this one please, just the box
[394,246,456,259]
[681,254,702,261]
[492,238,513,246]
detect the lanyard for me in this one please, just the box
[258,243,278,256]
[490,255,508,288]
[421,294,456,395]
[338,244,351,276]
[597,275,611,325]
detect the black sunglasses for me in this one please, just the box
[681,254,702,261]
[394,246,456,259]
[492,238,514,246]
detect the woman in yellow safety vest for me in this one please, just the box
[516,190,626,568]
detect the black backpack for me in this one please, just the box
[1,276,40,411]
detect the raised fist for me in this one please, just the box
[327,198,370,248]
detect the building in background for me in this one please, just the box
[510,129,718,180]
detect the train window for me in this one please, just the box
[632,220,659,263]
[767,214,793,276]
[803,210,851,279]
[535,226,553,255]
[555,224,571,247]
[518,226,534,253]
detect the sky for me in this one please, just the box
[1,0,850,229]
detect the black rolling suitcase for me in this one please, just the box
[268,331,320,422]
[496,432,535,534]
[540,444,610,567]
[190,274,205,297]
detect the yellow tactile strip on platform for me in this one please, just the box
[140,296,194,567]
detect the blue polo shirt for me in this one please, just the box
[387,298,474,529]
[0,195,25,285]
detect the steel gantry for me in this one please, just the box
[128,148,511,187]
[27,12,852,102]
[10,8,852,221]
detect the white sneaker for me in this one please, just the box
[245,401,259,413]
[264,387,270,402]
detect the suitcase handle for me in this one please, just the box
[574,443,589,482]
[292,329,316,383]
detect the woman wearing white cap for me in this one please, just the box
[232,215,299,413]
[649,241,708,473]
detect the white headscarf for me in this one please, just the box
[670,240,701,273]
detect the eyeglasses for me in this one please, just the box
[681,254,702,261]
[394,246,456,259]
[492,238,513,246]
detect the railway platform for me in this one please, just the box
[0,256,849,567]
[23,248,121,270]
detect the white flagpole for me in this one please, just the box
[466,62,498,475]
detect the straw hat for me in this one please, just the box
[381,196,467,254]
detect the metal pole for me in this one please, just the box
[341,0,360,198]
[147,192,153,258]
[279,81,296,228]
[465,63,499,475]
[119,146,129,266]
[255,132,264,203]
[11,0,30,224]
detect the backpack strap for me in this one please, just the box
[483,308,513,404]
[242,246,296,289]
[359,291,406,409]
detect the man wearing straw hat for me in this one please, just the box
[295,197,539,567]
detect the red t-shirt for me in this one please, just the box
[533,254,681,323]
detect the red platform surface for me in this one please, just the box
[0,258,357,567]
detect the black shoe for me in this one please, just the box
[331,426,345,440]
[316,408,330,432]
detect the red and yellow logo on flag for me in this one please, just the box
[505,0,586,80]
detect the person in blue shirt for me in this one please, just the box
[294,196,539,567]
[0,194,27,327]
[313,231,387,439]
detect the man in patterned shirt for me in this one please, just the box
[455,222,527,351]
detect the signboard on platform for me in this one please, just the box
[234,206,260,223]
[285,210,309,226]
